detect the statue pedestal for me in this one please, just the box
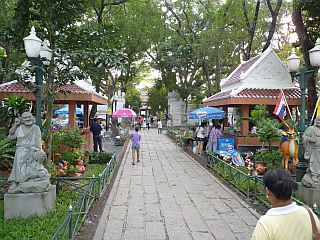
[297,182,320,207]
[4,185,56,220]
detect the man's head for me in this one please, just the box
[21,112,34,126]
[135,127,139,132]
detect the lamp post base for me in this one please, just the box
[296,162,308,182]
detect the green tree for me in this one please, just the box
[257,118,282,152]
[125,87,142,114]
[147,84,168,115]
[3,95,31,129]
[292,0,320,118]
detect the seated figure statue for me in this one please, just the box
[7,112,51,193]
[302,117,320,187]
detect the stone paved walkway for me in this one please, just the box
[94,129,259,240]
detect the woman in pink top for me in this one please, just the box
[131,127,141,165]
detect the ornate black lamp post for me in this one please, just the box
[23,27,52,127]
[286,38,320,181]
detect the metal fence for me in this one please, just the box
[206,152,320,218]
[51,153,117,239]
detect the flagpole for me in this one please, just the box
[310,97,320,126]
[281,89,293,121]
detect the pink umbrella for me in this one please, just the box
[112,108,137,118]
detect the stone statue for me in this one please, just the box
[302,117,320,187]
[7,112,51,193]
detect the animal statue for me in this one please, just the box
[279,127,299,171]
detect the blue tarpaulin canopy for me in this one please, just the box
[54,106,83,115]
[188,106,226,120]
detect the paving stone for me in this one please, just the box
[162,210,184,224]
[220,212,250,233]
[145,222,166,239]
[144,185,157,194]
[180,204,208,232]
[145,193,159,204]
[191,231,216,240]
[233,208,258,226]
[102,220,124,240]
[165,224,191,240]
[145,203,162,221]
[123,228,145,240]
[126,215,145,228]
[109,206,127,220]
[207,219,237,240]
[127,205,144,215]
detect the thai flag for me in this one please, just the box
[273,91,286,121]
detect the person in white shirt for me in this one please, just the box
[157,119,162,134]
[196,122,205,155]
[252,169,320,240]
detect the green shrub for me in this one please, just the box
[90,152,114,164]
[0,139,16,170]
[254,150,283,168]
[61,150,81,165]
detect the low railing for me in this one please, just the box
[207,153,257,199]
[51,153,117,239]
[206,152,320,218]
[51,153,117,197]
[51,179,96,240]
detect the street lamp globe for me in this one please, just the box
[309,38,320,67]
[23,26,42,58]
[286,49,301,73]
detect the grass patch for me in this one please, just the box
[0,190,79,240]
[85,164,107,177]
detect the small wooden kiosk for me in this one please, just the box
[203,48,301,149]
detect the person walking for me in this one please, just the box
[131,127,141,165]
[251,169,320,240]
[146,117,150,130]
[157,119,163,134]
[90,118,103,152]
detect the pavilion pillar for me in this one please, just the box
[84,102,89,128]
[68,101,76,128]
[222,106,228,130]
[241,105,249,136]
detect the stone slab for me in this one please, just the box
[4,185,56,219]
[297,183,320,207]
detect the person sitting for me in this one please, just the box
[252,169,320,240]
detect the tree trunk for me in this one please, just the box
[262,0,282,52]
[242,0,261,60]
[215,48,221,93]
[292,4,317,119]
[183,100,188,127]
[201,55,212,96]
